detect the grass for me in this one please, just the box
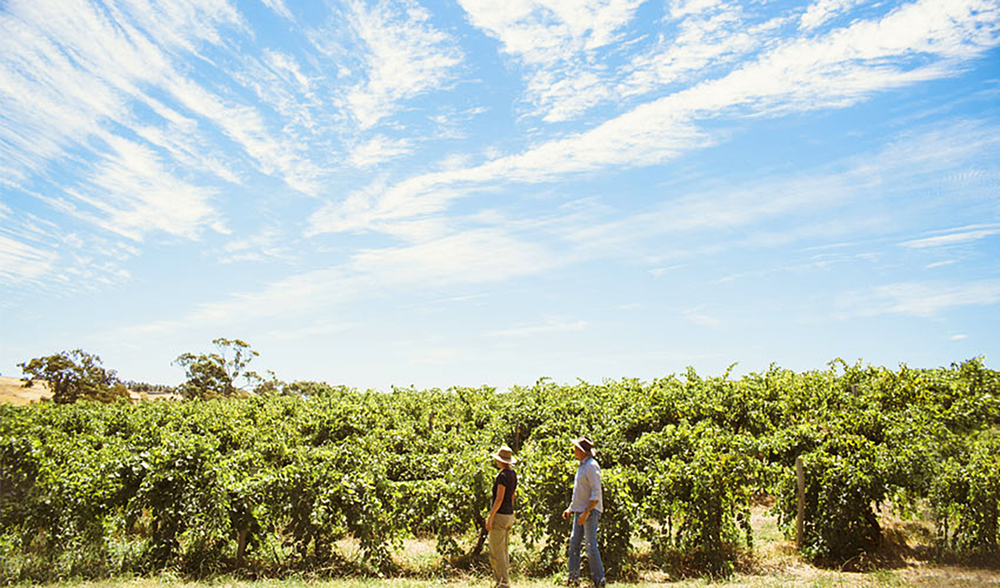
[27,566,1000,588]
[18,505,1000,587]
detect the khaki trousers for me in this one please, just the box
[488,513,514,587]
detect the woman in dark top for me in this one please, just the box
[487,444,517,588]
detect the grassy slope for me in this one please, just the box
[0,376,50,405]
[0,375,180,404]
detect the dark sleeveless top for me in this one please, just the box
[492,467,517,514]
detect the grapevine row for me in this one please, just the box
[1,360,997,583]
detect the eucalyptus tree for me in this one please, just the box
[18,349,127,403]
[174,337,262,399]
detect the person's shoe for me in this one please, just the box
[592,580,606,588]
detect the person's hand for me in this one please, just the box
[486,515,494,532]
[562,508,571,521]
[577,510,590,526]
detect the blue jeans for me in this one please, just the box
[568,511,604,585]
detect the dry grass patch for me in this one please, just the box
[0,375,50,405]
[29,566,1000,588]
[0,375,180,404]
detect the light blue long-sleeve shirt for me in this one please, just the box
[569,456,603,513]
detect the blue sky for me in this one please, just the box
[1,0,999,390]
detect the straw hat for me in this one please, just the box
[491,444,517,464]
[572,436,596,457]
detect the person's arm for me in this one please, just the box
[577,499,598,525]
[562,479,575,520]
[564,465,587,521]
[564,463,588,520]
[486,484,506,532]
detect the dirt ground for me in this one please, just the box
[31,563,1000,587]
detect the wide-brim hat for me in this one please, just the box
[491,444,517,464]
[572,436,596,457]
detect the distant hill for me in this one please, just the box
[0,376,180,404]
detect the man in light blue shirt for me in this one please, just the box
[561,436,605,587]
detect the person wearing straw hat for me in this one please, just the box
[561,436,605,587]
[487,444,518,588]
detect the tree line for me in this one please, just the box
[17,338,277,402]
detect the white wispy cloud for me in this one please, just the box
[618,4,764,100]
[0,234,58,284]
[0,0,249,179]
[230,49,323,151]
[559,172,852,253]
[260,0,294,20]
[131,101,243,185]
[459,0,641,64]
[337,0,464,129]
[0,212,138,291]
[0,196,151,289]
[164,76,324,195]
[841,280,1000,317]
[308,112,708,233]
[110,114,1000,347]
[925,260,958,269]
[800,0,864,31]
[262,322,356,341]
[1,3,145,180]
[346,228,556,285]
[684,307,723,329]
[669,0,726,19]
[179,266,358,326]
[0,0,334,236]
[0,0,238,244]
[428,105,489,140]
[303,116,1000,322]
[548,116,1000,274]
[218,227,292,264]
[900,224,1000,248]
[64,135,223,241]
[117,224,557,334]
[867,119,1000,181]
[524,67,615,123]
[350,135,414,168]
[458,0,643,121]
[649,265,684,278]
[0,0,356,295]
[488,317,589,338]
[316,0,1000,236]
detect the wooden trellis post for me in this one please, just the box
[796,455,805,548]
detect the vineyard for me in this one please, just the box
[1,359,998,584]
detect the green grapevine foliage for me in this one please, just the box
[0,359,997,583]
